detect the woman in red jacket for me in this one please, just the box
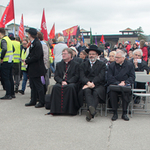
[140,39,148,62]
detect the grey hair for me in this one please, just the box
[115,50,126,58]
[133,49,143,56]
[62,48,73,58]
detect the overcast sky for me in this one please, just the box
[1,0,150,35]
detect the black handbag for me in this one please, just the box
[109,85,131,92]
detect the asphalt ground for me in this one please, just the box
[0,78,150,150]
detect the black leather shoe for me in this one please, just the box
[35,103,44,108]
[11,95,16,98]
[122,114,129,121]
[25,102,36,106]
[0,95,12,100]
[86,111,92,122]
[111,114,118,121]
[14,88,18,93]
[89,106,96,116]
[18,90,24,95]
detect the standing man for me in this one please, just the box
[79,45,106,121]
[9,34,21,93]
[54,36,68,68]
[77,40,86,57]
[24,28,46,108]
[0,28,15,99]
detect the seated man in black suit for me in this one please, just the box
[107,50,135,121]
[50,48,80,115]
[79,45,106,122]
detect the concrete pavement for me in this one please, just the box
[0,79,150,150]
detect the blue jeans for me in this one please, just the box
[22,71,28,91]
[50,62,55,73]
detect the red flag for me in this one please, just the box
[100,35,105,44]
[67,33,71,46]
[18,14,24,41]
[0,0,15,27]
[49,23,55,39]
[40,9,48,41]
[63,26,78,36]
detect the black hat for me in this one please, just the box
[85,45,101,55]
[105,42,110,48]
[25,28,37,36]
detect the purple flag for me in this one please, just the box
[95,36,97,45]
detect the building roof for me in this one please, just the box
[119,27,137,32]
[80,28,90,33]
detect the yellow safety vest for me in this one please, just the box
[21,49,26,71]
[0,36,13,62]
[12,40,21,63]
[49,49,53,64]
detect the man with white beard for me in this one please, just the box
[79,45,106,122]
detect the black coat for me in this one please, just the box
[79,60,106,103]
[25,38,46,78]
[73,57,83,64]
[129,58,149,74]
[80,60,106,86]
[54,59,79,84]
[107,60,135,85]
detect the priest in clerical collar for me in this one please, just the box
[107,50,135,121]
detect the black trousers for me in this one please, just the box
[1,62,14,96]
[29,77,45,105]
[109,90,131,112]
[84,88,99,109]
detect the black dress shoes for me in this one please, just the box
[89,106,96,116]
[25,102,36,106]
[86,111,92,122]
[18,90,24,95]
[0,95,12,100]
[11,95,16,98]
[111,114,118,121]
[35,103,44,108]
[122,114,129,121]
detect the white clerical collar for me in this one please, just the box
[89,60,96,66]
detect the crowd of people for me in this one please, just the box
[0,27,149,122]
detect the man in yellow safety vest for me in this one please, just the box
[0,28,15,99]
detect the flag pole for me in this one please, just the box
[14,18,16,38]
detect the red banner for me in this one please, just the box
[40,9,48,41]
[0,0,15,27]
[18,14,24,41]
[63,25,78,36]
[100,35,105,44]
[49,23,55,39]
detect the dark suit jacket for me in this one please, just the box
[79,60,106,86]
[79,60,106,103]
[54,60,79,84]
[25,38,46,77]
[107,60,135,85]
[129,58,149,74]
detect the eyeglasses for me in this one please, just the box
[22,43,27,45]
[62,53,68,55]
[135,54,141,57]
[115,56,122,59]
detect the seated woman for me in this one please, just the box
[79,50,88,62]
